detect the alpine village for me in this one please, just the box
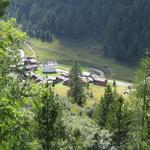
[1,0,150,150]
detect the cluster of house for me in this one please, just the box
[20,51,107,87]
[21,57,38,71]
[21,56,57,73]
[25,70,107,87]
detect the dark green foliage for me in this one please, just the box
[68,59,85,106]
[96,86,131,149]
[8,0,150,64]
[96,85,113,127]
[0,19,33,149]
[111,96,131,149]
[132,57,150,148]
[113,80,116,87]
[0,0,9,17]
[35,86,64,150]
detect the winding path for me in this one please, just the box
[24,41,36,57]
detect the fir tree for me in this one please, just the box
[96,86,131,149]
[96,85,113,128]
[0,0,9,17]
[111,96,131,149]
[133,57,150,148]
[68,59,85,106]
[36,86,64,150]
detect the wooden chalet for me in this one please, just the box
[93,77,107,86]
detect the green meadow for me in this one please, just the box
[24,37,134,81]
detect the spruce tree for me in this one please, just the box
[96,85,113,128]
[96,86,131,149]
[111,96,131,149]
[133,57,150,147]
[68,59,85,106]
[0,0,9,17]
[36,86,64,150]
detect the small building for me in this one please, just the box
[81,76,89,83]
[23,64,38,71]
[82,72,91,77]
[42,61,57,73]
[61,72,69,78]
[93,78,107,86]
[54,76,65,84]
[57,76,66,82]
[35,76,45,83]
[48,76,57,81]
[87,77,94,83]
[63,78,69,85]
[22,57,38,71]
[89,68,106,78]
[23,57,37,66]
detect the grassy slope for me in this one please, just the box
[54,83,127,115]
[24,37,134,81]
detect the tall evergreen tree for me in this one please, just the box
[96,86,131,149]
[96,85,113,128]
[0,0,9,17]
[111,96,131,149]
[68,59,85,106]
[133,56,150,148]
[35,85,64,150]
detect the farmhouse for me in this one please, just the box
[93,77,107,86]
[42,61,57,73]
[22,57,38,71]
[23,57,37,65]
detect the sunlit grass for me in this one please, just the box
[53,83,127,108]
[35,68,61,77]
[24,37,134,81]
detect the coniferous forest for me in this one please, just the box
[1,0,150,150]
[8,0,150,64]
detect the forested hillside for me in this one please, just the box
[2,1,150,149]
[8,0,150,64]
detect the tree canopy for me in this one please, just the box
[8,0,150,64]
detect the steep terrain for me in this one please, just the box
[8,0,150,64]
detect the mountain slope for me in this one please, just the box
[8,0,150,64]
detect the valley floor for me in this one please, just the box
[23,37,134,81]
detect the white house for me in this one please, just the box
[42,61,57,73]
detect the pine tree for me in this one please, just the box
[111,96,131,149]
[68,59,85,106]
[133,57,150,147]
[96,86,131,149]
[96,85,113,128]
[0,0,9,17]
[35,86,64,150]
